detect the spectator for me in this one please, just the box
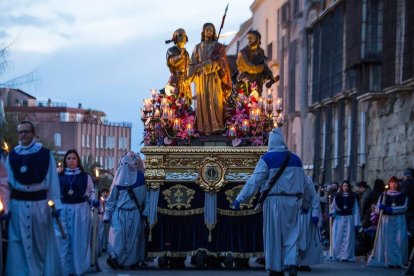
[330,180,361,262]
[362,179,385,217]
[367,176,408,268]
[355,181,371,216]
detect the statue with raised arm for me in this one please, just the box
[165,28,192,104]
[189,23,232,135]
[236,30,279,94]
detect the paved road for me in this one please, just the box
[88,254,410,275]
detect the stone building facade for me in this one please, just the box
[228,0,413,186]
[281,0,414,185]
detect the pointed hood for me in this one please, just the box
[112,151,139,186]
[268,128,288,152]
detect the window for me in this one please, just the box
[359,112,366,165]
[267,42,273,61]
[54,133,61,147]
[76,113,82,122]
[86,135,90,148]
[100,136,104,148]
[346,116,352,167]
[96,136,100,148]
[311,3,345,102]
[281,2,290,27]
[333,118,339,168]
[60,112,69,122]
[82,134,85,148]
[119,137,127,150]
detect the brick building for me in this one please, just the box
[1,88,131,174]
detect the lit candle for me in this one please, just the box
[229,125,236,137]
[242,119,249,132]
[276,98,283,112]
[173,118,181,131]
[250,109,255,121]
[3,141,8,153]
[95,167,100,179]
[162,107,169,119]
[150,88,157,99]
[258,97,263,108]
[255,108,261,121]
[187,123,193,136]
[168,109,174,120]
[144,99,152,112]
[160,98,168,109]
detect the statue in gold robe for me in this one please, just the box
[189,23,232,135]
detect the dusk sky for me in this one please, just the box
[0,0,252,152]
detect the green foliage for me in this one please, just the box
[82,154,114,193]
[0,112,20,148]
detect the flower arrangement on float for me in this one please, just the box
[225,79,284,146]
[140,80,284,147]
[140,85,197,146]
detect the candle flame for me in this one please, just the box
[48,200,55,207]
[0,198,3,213]
[95,168,100,178]
[100,196,104,202]
[3,141,8,152]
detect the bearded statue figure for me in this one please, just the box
[236,30,279,94]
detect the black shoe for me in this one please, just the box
[235,258,250,270]
[106,257,122,270]
[269,271,284,276]
[130,262,142,270]
[256,257,266,265]
[297,265,311,271]
[288,265,298,276]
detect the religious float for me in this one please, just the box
[140,80,283,268]
[140,20,282,268]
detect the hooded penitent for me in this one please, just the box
[112,151,140,187]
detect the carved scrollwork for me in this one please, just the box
[165,158,201,167]
[145,169,165,189]
[221,158,259,168]
[196,157,227,193]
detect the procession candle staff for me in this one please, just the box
[328,195,333,258]
[48,200,67,239]
[91,168,100,267]
[370,185,388,260]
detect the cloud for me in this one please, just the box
[0,30,9,39]
[1,0,252,54]
[8,14,49,27]
[55,11,76,25]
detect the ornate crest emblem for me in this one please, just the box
[225,185,256,209]
[162,184,195,209]
[196,156,226,192]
